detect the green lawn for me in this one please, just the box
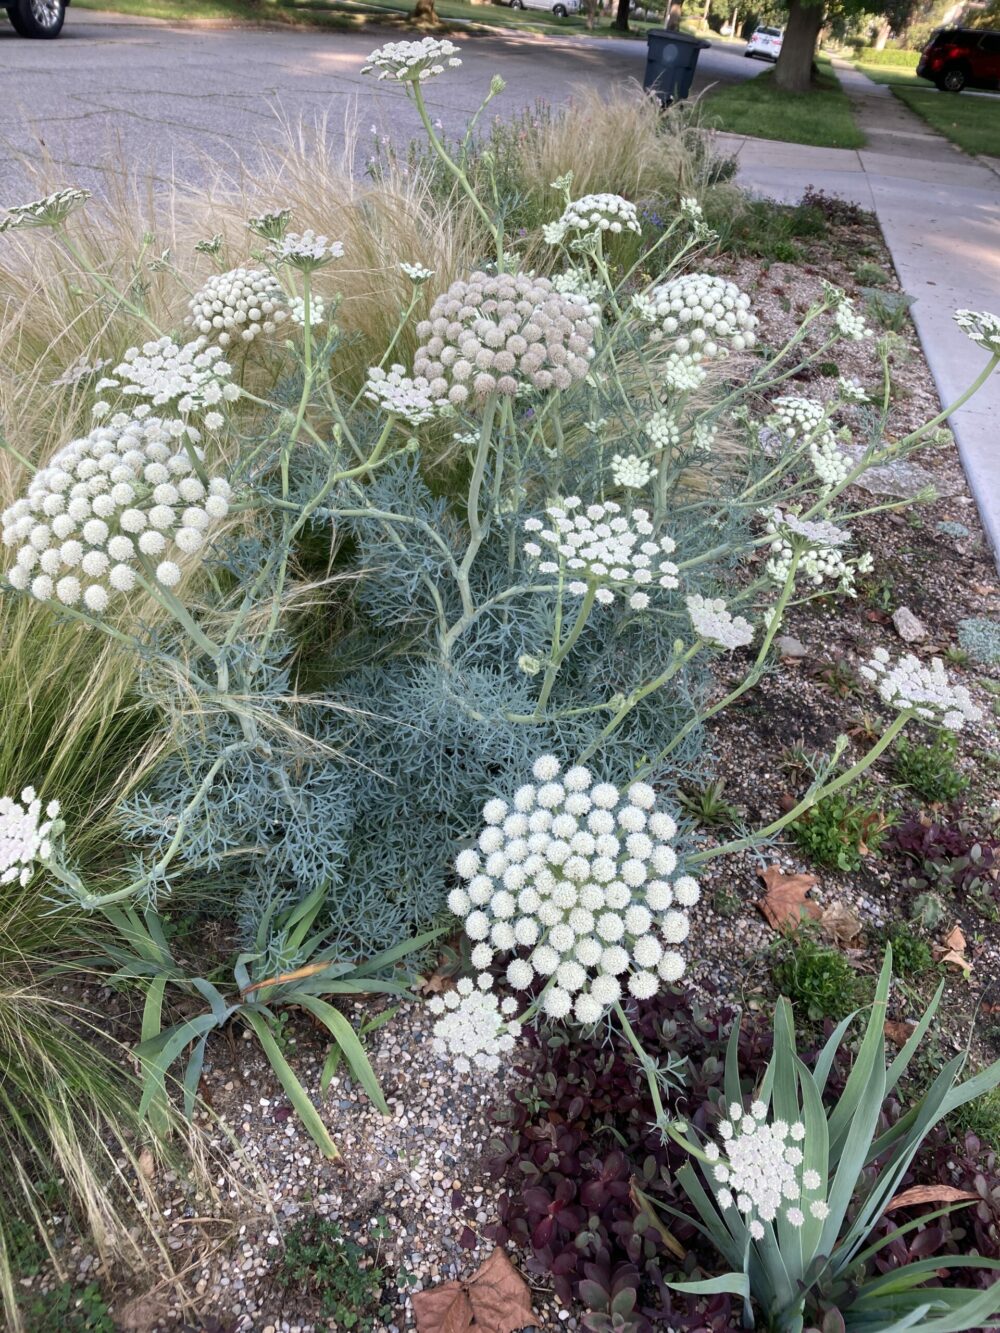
[702,57,865,149]
[853,60,931,88]
[75,0,665,37]
[892,85,1000,157]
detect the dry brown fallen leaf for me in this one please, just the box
[883,1184,979,1213]
[884,1020,917,1047]
[757,865,822,932]
[821,900,863,948]
[412,1249,535,1333]
[934,925,972,973]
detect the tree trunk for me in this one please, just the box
[728,5,738,34]
[666,0,682,28]
[614,0,629,31]
[773,0,824,93]
[872,16,891,48]
[585,0,599,29]
[412,0,437,22]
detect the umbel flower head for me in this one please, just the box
[428,976,521,1074]
[642,273,758,361]
[361,36,462,82]
[364,364,446,425]
[1,412,232,612]
[0,788,60,887]
[413,270,598,404]
[764,508,872,593]
[267,231,344,272]
[247,207,292,242]
[543,193,641,246]
[686,594,753,651]
[96,337,239,416]
[449,756,700,1024]
[860,647,982,731]
[706,1100,828,1240]
[610,453,654,490]
[186,267,288,347]
[767,396,850,491]
[954,308,1000,357]
[0,188,91,234]
[524,497,678,609]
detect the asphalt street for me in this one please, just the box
[0,8,761,200]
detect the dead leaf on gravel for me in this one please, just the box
[934,925,972,973]
[757,866,821,932]
[413,1249,535,1333]
[884,1020,917,1047]
[821,900,863,947]
[883,1184,979,1214]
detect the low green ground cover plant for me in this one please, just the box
[790,785,890,871]
[770,931,868,1021]
[275,1215,393,1328]
[1,32,999,1333]
[893,727,970,803]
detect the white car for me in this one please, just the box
[745,25,783,60]
[509,0,580,15]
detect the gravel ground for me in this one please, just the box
[19,202,1000,1333]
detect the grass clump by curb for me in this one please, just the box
[891,85,1000,156]
[702,58,865,149]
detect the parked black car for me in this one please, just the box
[3,0,67,38]
[917,27,1000,92]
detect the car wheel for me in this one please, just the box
[7,0,65,36]
[553,3,567,13]
[941,64,967,92]
[510,0,523,8]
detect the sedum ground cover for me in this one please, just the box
[1,43,1000,1333]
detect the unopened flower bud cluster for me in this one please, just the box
[643,273,758,361]
[646,407,681,452]
[95,337,239,416]
[0,187,91,233]
[289,295,326,327]
[0,788,60,888]
[524,497,678,609]
[428,976,521,1073]
[706,1101,828,1240]
[550,269,604,304]
[954,308,1000,357]
[361,37,462,82]
[187,267,288,347]
[364,363,446,425]
[764,509,872,592]
[449,756,700,1025]
[2,413,232,611]
[267,231,344,272]
[686,594,753,651]
[860,647,982,730]
[610,453,654,490]
[767,396,850,490]
[543,193,641,246]
[822,284,869,342]
[413,271,597,404]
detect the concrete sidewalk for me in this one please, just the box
[716,64,1000,567]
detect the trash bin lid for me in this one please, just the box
[646,29,711,46]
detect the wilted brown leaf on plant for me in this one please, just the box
[883,1184,979,1213]
[757,866,822,932]
[820,900,863,947]
[412,1248,535,1333]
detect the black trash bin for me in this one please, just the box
[643,29,711,104]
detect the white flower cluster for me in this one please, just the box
[0,788,60,888]
[449,756,700,1024]
[822,284,869,342]
[364,363,445,425]
[0,187,91,233]
[643,273,757,361]
[646,407,680,452]
[96,338,239,416]
[860,647,982,730]
[954,308,1000,357]
[186,267,289,347]
[247,207,292,241]
[361,37,462,82]
[767,396,850,491]
[662,358,707,393]
[413,271,597,404]
[524,497,678,609]
[550,269,604,304]
[838,376,869,403]
[611,453,653,490]
[2,413,232,611]
[686,594,753,651]
[400,261,435,283]
[707,1101,828,1240]
[428,977,521,1074]
[764,509,872,592]
[542,193,641,246]
[289,295,326,327]
[268,231,344,271]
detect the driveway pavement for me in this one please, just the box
[718,63,1000,566]
[0,8,758,200]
